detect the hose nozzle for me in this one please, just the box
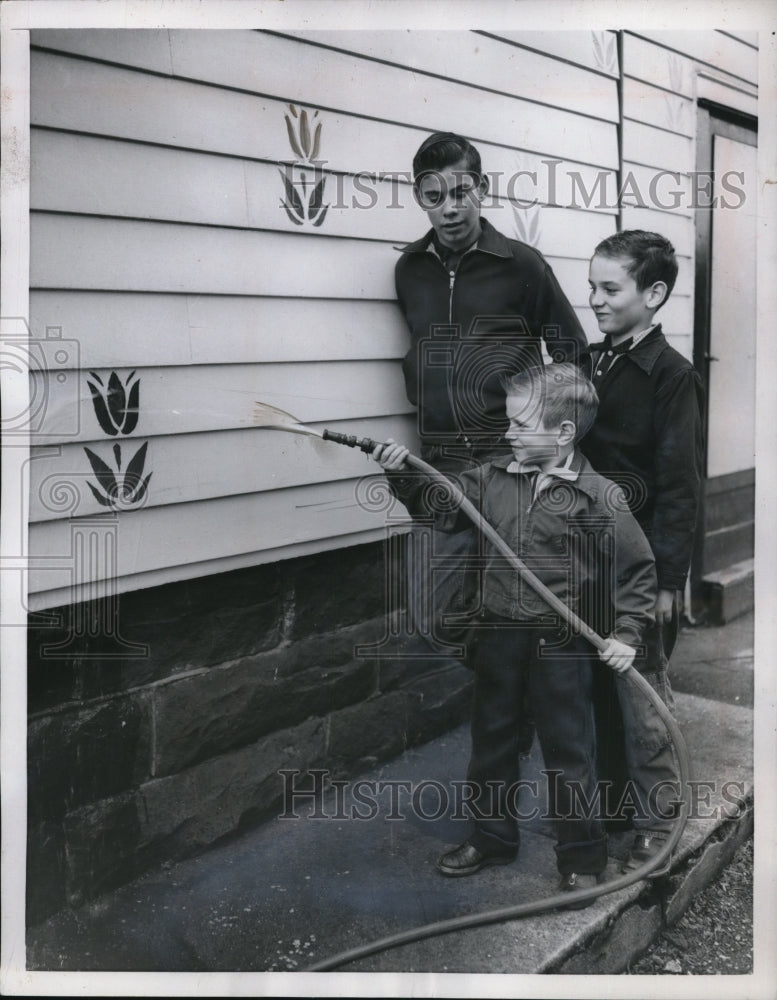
[322,429,379,454]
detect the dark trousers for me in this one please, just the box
[466,617,608,876]
[594,600,679,833]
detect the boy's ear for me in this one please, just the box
[646,280,669,310]
[558,419,577,446]
[476,173,489,200]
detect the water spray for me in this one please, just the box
[256,412,691,971]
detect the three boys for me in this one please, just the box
[385,131,701,894]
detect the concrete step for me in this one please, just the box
[702,521,754,576]
[702,558,754,624]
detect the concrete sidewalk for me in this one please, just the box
[27,616,754,976]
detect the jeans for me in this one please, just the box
[466,618,608,876]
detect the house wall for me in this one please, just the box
[26,28,758,924]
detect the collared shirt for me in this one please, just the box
[505,449,579,502]
[591,324,656,383]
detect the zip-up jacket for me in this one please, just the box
[387,451,656,645]
[579,325,704,592]
[395,218,588,458]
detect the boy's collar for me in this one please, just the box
[492,450,602,499]
[504,448,578,478]
[396,217,512,257]
[585,324,667,374]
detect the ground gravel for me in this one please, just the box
[628,836,753,975]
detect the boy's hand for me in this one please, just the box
[372,438,410,471]
[654,588,676,627]
[598,637,636,674]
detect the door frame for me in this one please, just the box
[691,100,757,611]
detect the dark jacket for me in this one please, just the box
[387,451,656,645]
[395,218,588,459]
[579,325,704,591]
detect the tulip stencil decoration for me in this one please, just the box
[84,369,152,510]
[84,442,153,510]
[87,370,140,436]
[279,104,329,227]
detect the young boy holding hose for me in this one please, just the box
[372,363,660,905]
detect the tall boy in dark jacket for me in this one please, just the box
[582,230,703,871]
[394,131,587,672]
[373,364,657,905]
[396,131,588,472]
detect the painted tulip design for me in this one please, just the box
[87,370,140,436]
[280,105,329,228]
[85,442,153,510]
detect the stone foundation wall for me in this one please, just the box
[27,541,473,926]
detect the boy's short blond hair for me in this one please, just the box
[503,364,599,443]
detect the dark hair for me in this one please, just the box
[593,230,678,302]
[412,132,482,181]
[503,363,599,443]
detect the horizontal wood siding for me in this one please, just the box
[28,415,419,522]
[32,360,413,442]
[620,29,758,358]
[28,28,621,605]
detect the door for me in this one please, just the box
[693,104,757,601]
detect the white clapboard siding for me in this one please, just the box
[31,130,615,258]
[32,52,618,205]
[28,414,420,522]
[29,292,410,368]
[27,527,396,612]
[619,163,694,219]
[31,28,175,74]
[31,360,412,444]
[285,30,620,123]
[30,27,714,608]
[489,204,614,260]
[622,76,695,139]
[649,296,693,339]
[482,30,620,77]
[31,214,587,305]
[623,32,750,100]
[696,74,759,121]
[31,215,398,297]
[619,206,694,258]
[165,30,619,166]
[622,121,693,173]
[631,31,758,86]
[673,258,694,300]
[29,50,416,179]
[718,31,758,49]
[27,476,406,598]
[31,33,618,167]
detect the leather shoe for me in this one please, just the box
[437,840,517,877]
[558,871,605,909]
[621,830,672,877]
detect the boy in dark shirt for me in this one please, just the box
[582,230,703,871]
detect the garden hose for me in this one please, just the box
[305,431,692,972]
